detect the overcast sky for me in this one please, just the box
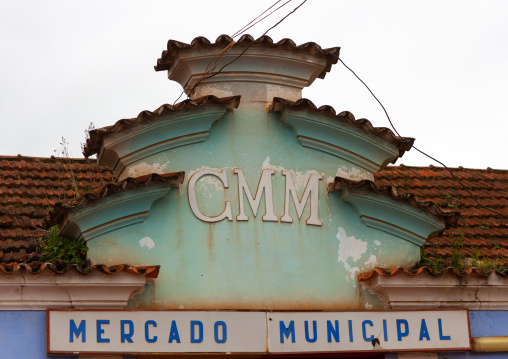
[1,1,507,169]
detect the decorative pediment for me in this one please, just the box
[329,178,459,246]
[52,173,184,241]
[83,96,240,177]
[270,98,414,176]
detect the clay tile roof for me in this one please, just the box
[358,266,508,281]
[154,34,340,79]
[271,97,415,160]
[0,262,160,278]
[0,155,116,263]
[330,177,460,229]
[83,95,241,157]
[376,165,508,267]
[49,172,185,226]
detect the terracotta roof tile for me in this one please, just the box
[50,172,185,226]
[155,34,340,79]
[0,155,116,263]
[376,165,508,267]
[0,262,160,278]
[271,97,415,160]
[2,156,508,270]
[358,266,508,281]
[329,177,460,229]
[83,95,241,157]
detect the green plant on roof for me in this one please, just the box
[37,225,88,264]
[449,230,466,271]
[445,195,453,199]
[419,247,443,273]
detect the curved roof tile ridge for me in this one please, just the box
[271,97,415,158]
[0,262,160,278]
[83,95,241,157]
[358,266,508,282]
[50,172,185,226]
[155,34,341,79]
[330,177,460,229]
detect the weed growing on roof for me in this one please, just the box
[419,247,443,273]
[37,225,88,264]
[449,230,466,271]
[55,137,79,198]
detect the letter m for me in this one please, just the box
[281,170,322,226]
[234,169,277,222]
[70,320,86,343]
[280,320,295,343]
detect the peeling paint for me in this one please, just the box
[374,240,382,246]
[127,161,168,178]
[139,237,155,249]
[364,254,377,268]
[336,227,368,283]
[334,166,373,182]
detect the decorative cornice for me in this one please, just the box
[83,96,240,173]
[0,264,159,310]
[360,267,508,310]
[330,177,460,229]
[270,98,414,174]
[51,173,184,241]
[155,34,340,80]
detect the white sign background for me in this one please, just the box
[47,310,470,354]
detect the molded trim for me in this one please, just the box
[60,183,175,241]
[361,270,508,310]
[341,187,445,243]
[278,111,400,175]
[0,271,149,310]
[99,109,227,177]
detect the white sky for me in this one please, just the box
[1,1,507,169]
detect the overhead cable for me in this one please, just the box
[334,55,505,218]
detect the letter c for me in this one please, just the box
[188,169,232,222]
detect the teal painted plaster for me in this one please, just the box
[83,105,437,311]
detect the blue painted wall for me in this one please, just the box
[0,311,72,359]
[469,311,508,337]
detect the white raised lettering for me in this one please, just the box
[281,171,322,226]
[188,169,233,223]
[234,169,277,222]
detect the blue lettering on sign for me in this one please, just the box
[396,319,409,341]
[348,320,353,342]
[327,320,340,343]
[279,320,295,343]
[362,320,374,341]
[419,319,430,341]
[168,320,181,343]
[145,320,157,343]
[191,320,203,343]
[438,318,451,340]
[121,320,134,343]
[383,319,388,341]
[304,320,317,343]
[214,321,227,343]
[96,320,110,343]
[70,320,86,343]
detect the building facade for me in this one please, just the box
[1,35,508,358]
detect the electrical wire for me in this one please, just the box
[186,0,308,97]
[335,55,505,218]
[231,0,283,38]
[232,0,293,39]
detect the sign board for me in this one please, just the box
[47,309,471,355]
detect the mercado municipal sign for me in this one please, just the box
[47,309,471,354]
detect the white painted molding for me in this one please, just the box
[0,270,150,310]
[361,270,508,310]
